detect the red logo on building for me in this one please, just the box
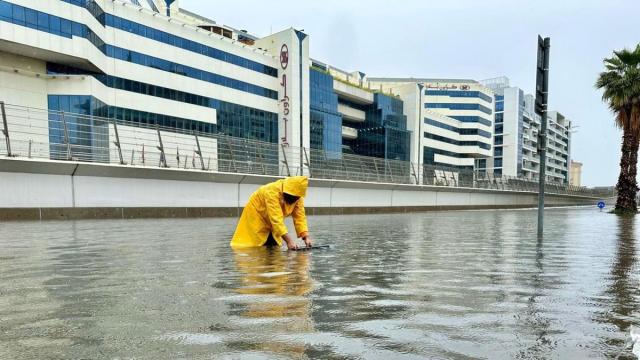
[280,44,289,69]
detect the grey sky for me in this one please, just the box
[181,0,639,187]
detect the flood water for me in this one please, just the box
[0,207,639,359]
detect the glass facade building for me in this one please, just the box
[309,68,342,157]
[48,95,109,162]
[351,94,411,161]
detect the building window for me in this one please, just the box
[425,90,493,103]
[424,133,491,150]
[425,103,493,115]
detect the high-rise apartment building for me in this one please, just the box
[480,77,572,183]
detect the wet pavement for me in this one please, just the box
[0,207,638,359]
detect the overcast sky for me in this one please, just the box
[182,0,639,187]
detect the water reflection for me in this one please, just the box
[1,209,640,359]
[598,216,639,359]
[227,247,313,357]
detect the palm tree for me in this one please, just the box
[596,44,640,214]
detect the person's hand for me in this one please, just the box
[283,234,298,250]
[302,234,313,248]
[285,239,298,250]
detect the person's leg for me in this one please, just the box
[264,233,279,247]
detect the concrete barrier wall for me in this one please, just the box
[0,158,599,220]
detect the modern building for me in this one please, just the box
[570,160,582,187]
[480,77,572,183]
[367,78,494,183]
[0,0,573,184]
[0,0,310,171]
[309,60,411,162]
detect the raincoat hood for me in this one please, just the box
[282,176,308,198]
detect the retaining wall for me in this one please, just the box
[0,158,600,221]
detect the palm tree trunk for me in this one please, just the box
[615,131,639,213]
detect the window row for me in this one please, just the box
[48,94,279,144]
[104,14,277,77]
[424,118,492,139]
[1,2,278,100]
[59,0,277,77]
[1,1,107,51]
[448,116,492,127]
[425,103,493,115]
[105,45,277,99]
[424,146,472,159]
[425,90,493,103]
[46,63,279,142]
[424,133,491,150]
[1,0,78,38]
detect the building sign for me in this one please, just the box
[279,44,290,145]
[426,84,471,91]
[280,44,288,69]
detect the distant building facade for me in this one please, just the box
[570,160,582,187]
[480,77,572,183]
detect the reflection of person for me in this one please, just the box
[232,247,315,347]
[231,176,313,250]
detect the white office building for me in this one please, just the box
[479,77,571,183]
[0,0,310,172]
[367,78,494,182]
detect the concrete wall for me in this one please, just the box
[0,158,599,220]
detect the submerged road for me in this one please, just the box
[0,207,637,359]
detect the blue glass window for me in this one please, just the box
[425,90,493,103]
[424,133,491,150]
[0,1,276,99]
[0,1,11,21]
[494,158,503,167]
[425,103,493,115]
[37,11,48,31]
[25,8,37,27]
[425,118,492,138]
[12,4,24,25]
[449,116,492,127]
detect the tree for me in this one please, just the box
[596,44,640,215]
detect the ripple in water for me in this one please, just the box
[0,208,638,359]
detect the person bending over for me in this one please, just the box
[230,176,313,250]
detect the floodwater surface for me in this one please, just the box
[0,207,639,359]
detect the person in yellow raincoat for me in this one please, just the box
[230,176,313,250]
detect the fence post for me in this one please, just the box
[111,119,125,165]
[303,147,312,178]
[410,162,419,184]
[194,135,206,170]
[258,151,266,175]
[386,160,394,183]
[61,111,72,160]
[227,137,238,173]
[156,128,167,168]
[373,158,381,182]
[0,102,12,157]
[280,143,291,177]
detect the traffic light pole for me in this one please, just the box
[535,36,550,237]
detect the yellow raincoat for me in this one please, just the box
[230,176,309,248]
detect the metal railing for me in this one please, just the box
[0,102,611,198]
